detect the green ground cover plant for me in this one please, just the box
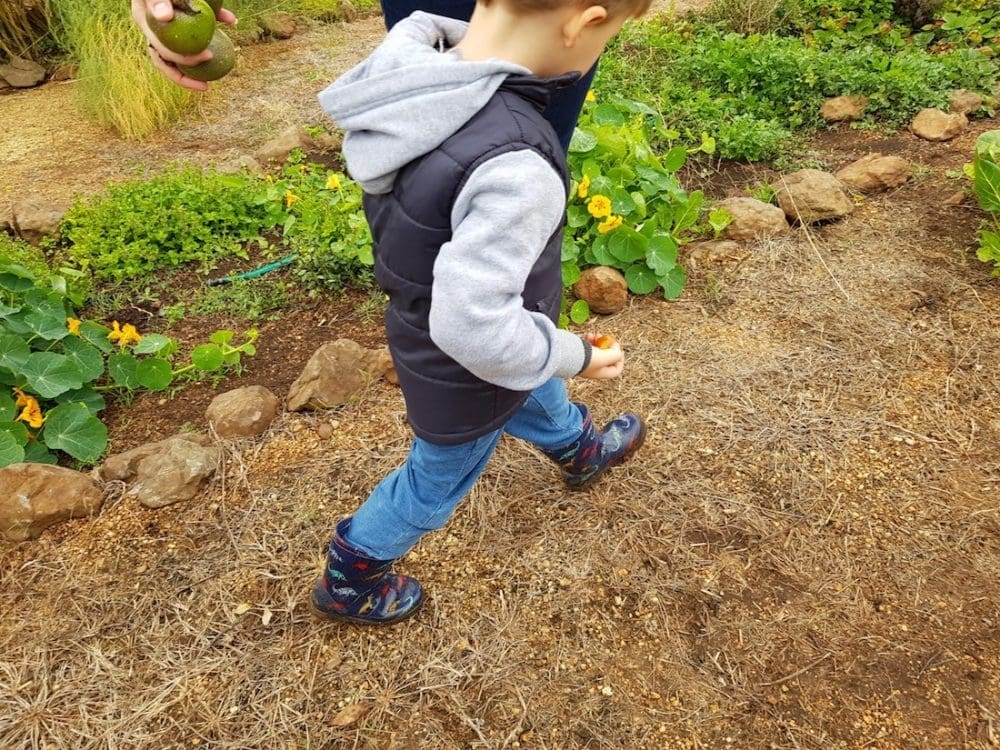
[971,130,1000,276]
[599,14,997,161]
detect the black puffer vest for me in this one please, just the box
[363,74,571,445]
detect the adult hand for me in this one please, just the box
[130,0,237,92]
[579,333,624,380]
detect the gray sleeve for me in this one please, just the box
[427,149,588,391]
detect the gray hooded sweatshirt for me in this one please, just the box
[318,12,587,392]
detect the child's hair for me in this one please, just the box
[482,0,653,19]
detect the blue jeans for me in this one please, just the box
[379,0,596,151]
[345,378,583,559]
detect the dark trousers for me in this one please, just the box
[380,0,597,151]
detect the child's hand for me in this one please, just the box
[580,333,624,380]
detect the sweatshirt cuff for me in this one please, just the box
[578,338,593,375]
[551,329,589,379]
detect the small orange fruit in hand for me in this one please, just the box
[594,334,618,350]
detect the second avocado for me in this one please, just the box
[147,0,216,56]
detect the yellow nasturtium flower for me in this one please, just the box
[12,386,30,409]
[285,190,300,209]
[585,90,596,103]
[597,215,623,234]
[587,194,612,219]
[16,394,44,429]
[325,173,342,190]
[577,174,591,199]
[66,317,81,336]
[108,320,142,349]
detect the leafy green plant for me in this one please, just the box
[971,130,1000,276]
[0,261,257,467]
[563,96,708,300]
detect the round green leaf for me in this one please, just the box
[592,236,617,267]
[569,299,590,325]
[609,229,649,264]
[647,234,679,276]
[0,391,14,421]
[0,333,30,371]
[659,266,687,300]
[59,386,106,415]
[80,321,114,354]
[0,432,24,468]
[132,333,173,355]
[592,104,626,127]
[61,337,105,383]
[108,352,140,390]
[21,352,84,399]
[41,402,108,464]
[610,189,637,217]
[192,343,224,372]
[24,312,69,341]
[625,264,659,295]
[23,439,57,465]
[209,330,235,346]
[137,357,173,391]
[663,146,687,172]
[562,261,582,288]
[0,420,29,445]
[568,128,598,153]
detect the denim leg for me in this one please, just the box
[504,378,584,451]
[345,430,503,560]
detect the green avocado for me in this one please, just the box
[147,0,216,56]
[178,29,236,81]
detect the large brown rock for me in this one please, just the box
[13,197,71,244]
[773,169,854,224]
[255,125,309,164]
[131,438,223,509]
[715,197,790,241]
[0,464,103,541]
[0,57,46,88]
[101,433,212,482]
[259,11,296,39]
[206,385,280,439]
[820,95,869,123]
[835,153,911,192]
[910,108,968,142]
[286,340,389,411]
[573,266,628,314]
[949,89,983,115]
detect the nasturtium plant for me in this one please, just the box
[564,95,708,300]
[971,130,1000,277]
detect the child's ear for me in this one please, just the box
[562,4,609,46]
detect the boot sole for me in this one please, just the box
[309,589,424,626]
[567,419,648,492]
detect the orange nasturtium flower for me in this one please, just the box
[585,90,596,103]
[285,190,300,209]
[577,174,591,199]
[15,394,44,429]
[66,317,81,336]
[597,215,623,234]
[108,320,142,349]
[12,386,30,409]
[587,194,612,219]
[325,173,342,190]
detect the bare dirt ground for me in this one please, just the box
[1,7,999,750]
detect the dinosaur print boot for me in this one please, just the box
[311,517,424,625]
[542,404,646,490]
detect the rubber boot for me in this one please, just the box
[311,517,424,625]
[542,404,646,490]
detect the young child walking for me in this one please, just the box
[312,0,651,625]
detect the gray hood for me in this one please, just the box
[318,12,530,194]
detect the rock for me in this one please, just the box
[206,385,280,439]
[0,77,10,94]
[715,197,790,241]
[309,131,342,153]
[131,438,223,509]
[0,200,13,232]
[48,63,77,82]
[255,125,310,164]
[910,108,968,142]
[0,57,46,88]
[259,11,296,39]
[335,0,358,21]
[12,196,71,244]
[316,422,334,439]
[0,464,103,542]
[942,191,967,207]
[217,154,262,174]
[684,240,743,268]
[949,89,983,115]
[820,95,869,123]
[573,266,628,314]
[835,153,911,192]
[372,348,398,385]
[287,339,388,411]
[101,433,211,482]
[772,169,854,224]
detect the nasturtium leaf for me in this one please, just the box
[609,228,649,264]
[630,191,648,219]
[562,233,581,262]
[558,312,570,329]
[647,234,679,275]
[569,128,598,153]
[589,175,615,198]
[23,439,57,465]
[709,207,733,235]
[0,302,20,317]
[562,261,582,288]
[133,333,172,355]
[592,104,626,127]
[209,330,235,346]
[192,343,224,371]
[582,158,601,178]
[973,151,1000,213]
[0,420,29,445]
[625,264,659,295]
[0,273,34,293]
[243,344,256,356]
[611,189,637,217]
[569,299,590,325]
[663,146,687,172]
[42,402,108,464]
[136,358,173,391]
[21,352,84,399]
[80,321,114,354]
[673,190,704,234]
[24,312,69,341]
[59,386,106,415]
[592,237,617,267]
[636,166,672,191]
[61,337,105,383]
[0,334,30,370]
[0,392,14,420]
[108,352,140,390]
[0,432,24,468]
[659,266,688,300]
[566,205,590,229]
